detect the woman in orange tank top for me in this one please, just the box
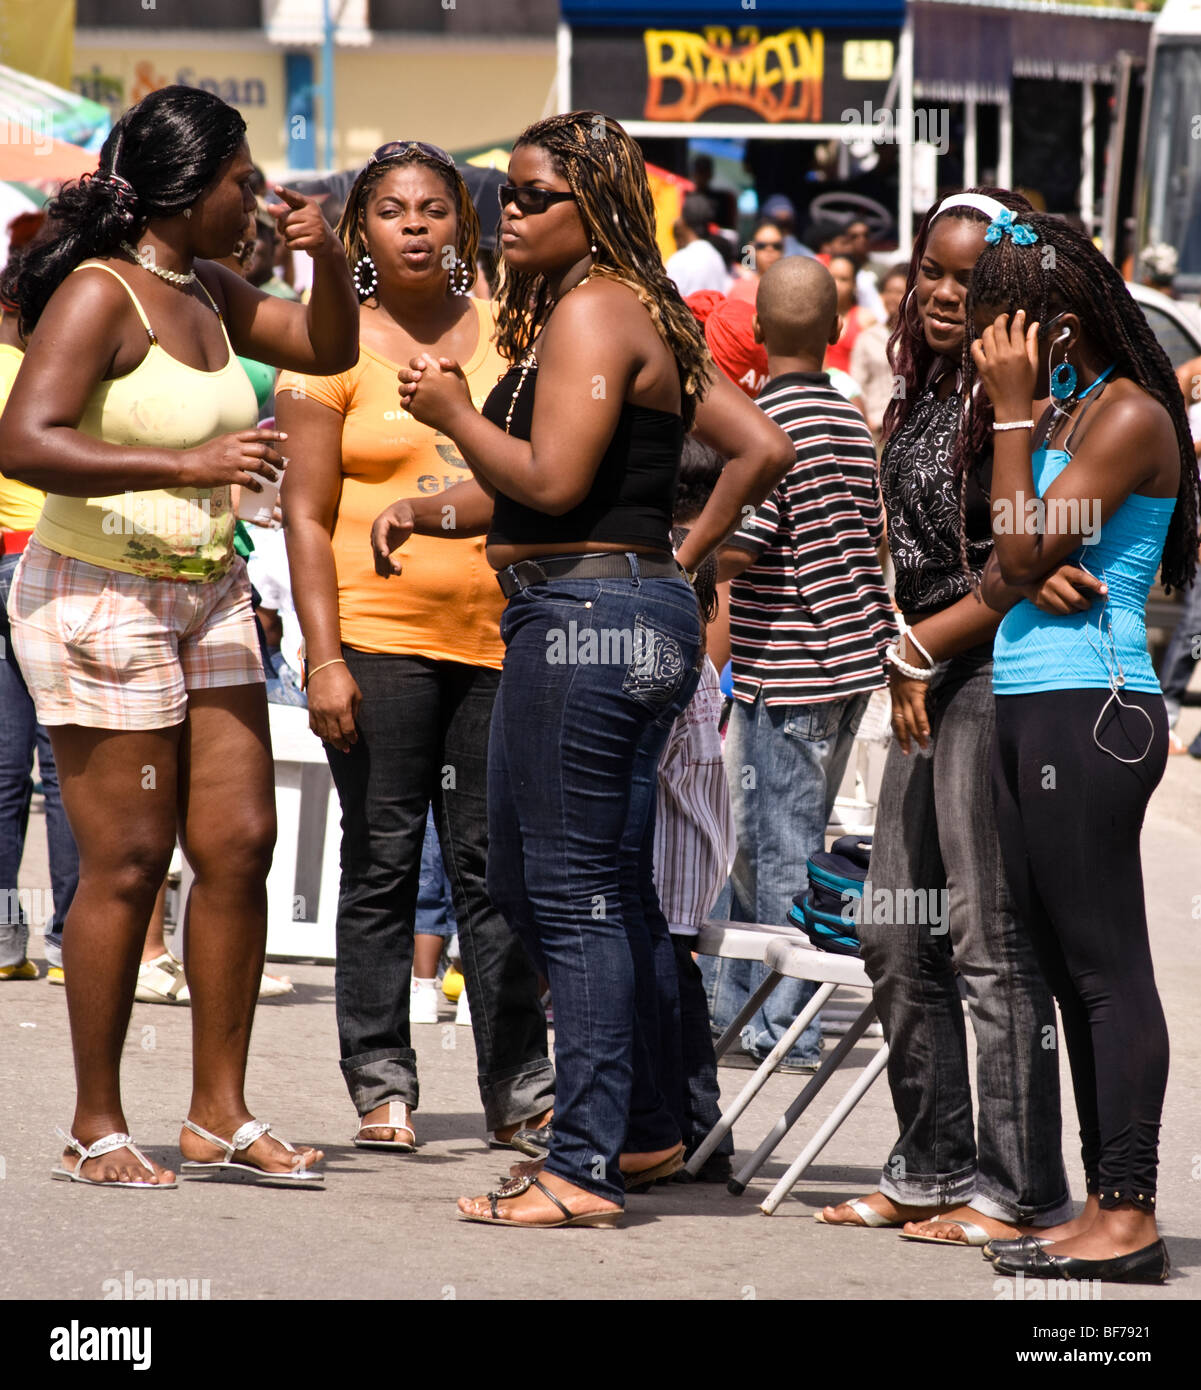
[278,143,554,1155]
[0,86,358,1189]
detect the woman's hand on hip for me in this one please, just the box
[307,664,362,754]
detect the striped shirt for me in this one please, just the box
[729,372,896,706]
[654,658,736,936]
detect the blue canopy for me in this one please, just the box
[561,1,906,26]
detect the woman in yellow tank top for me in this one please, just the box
[0,86,358,1188]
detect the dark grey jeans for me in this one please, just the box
[326,650,554,1131]
[857,651,1072,1225]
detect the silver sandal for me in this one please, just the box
[179,1118,324,1187]
[52,1128,176,1188]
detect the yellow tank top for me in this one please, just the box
[34,261,258,580]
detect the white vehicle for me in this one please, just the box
[1137,0,1201,297]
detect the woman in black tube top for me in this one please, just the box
[372,111,792,1229]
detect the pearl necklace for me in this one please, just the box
[121,242,197,286]
[503,270,594,434]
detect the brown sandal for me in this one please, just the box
[459,1174,621,1229]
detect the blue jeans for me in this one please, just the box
[415,805,456,940]
[858,653,1071,1224]
[487,567,702,1205]
[702,688,871,1064]
[0,551,79,967]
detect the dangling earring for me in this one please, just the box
[353,253,378,299]
[449,255,474,297]
[1049,342,1078,405]
[590,240,599,256]
[183,208,192,220]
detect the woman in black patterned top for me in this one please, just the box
[820,189,1079,1248]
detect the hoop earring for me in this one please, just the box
[1049,348,1078,403]
[448,254,474,297]
[353,253,378,299]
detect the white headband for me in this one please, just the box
[931,193,1007,223]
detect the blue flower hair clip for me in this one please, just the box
[985,209,1038,246]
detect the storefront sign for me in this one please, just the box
[573,25,897,126]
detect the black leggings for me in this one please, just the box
[991,688,1169,1212]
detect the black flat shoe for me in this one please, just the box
[981,1234,1053,1263]
[993,1238,1170,1285]
[510,1124,552,1158]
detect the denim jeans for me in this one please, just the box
[857,652,1072,1224]
[486,568,702,1205]
[701,688,871,1064]
[1159,575,1201,733]
[673,934,732,1159]
[0,551,79,967]
[415,806,457,941]
[326,650,553,1130]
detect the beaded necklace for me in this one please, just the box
[502,269,594,434]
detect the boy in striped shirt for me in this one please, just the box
[705,256,896,1070]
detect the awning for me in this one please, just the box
[562,0,906,25]
[912,0,1154,103]
[0,63,111,152]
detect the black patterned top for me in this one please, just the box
[880,385,994,615]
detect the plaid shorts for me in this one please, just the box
[7,538,265,731]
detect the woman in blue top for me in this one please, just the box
[970,211,1198,1284]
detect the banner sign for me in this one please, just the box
[572,25,897,125]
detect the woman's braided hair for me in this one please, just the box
[964,211,1198,593]
[883,188,1035,589]
[494,111,714,428]
[336,147,480,303]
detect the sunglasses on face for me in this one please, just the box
[498,184,577,216]
[368,141,456,169]
[754,240,783,252]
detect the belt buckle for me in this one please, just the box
[498,559,547,598]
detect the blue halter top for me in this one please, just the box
[992,442,1176,696]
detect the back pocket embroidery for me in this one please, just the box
[622,613,685,711]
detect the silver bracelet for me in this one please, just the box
[993,418,1034,431]
[886,641,935,682]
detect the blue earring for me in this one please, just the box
[1049,360,1078,401]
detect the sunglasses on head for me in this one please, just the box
[498,184,577,216]
[368,141,456,169]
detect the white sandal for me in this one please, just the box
[134,953,189,1005]
[353,1100,416,1152]
[52,1128,176,1188]
[899,1217,998,1246]
[179,1118,324,1187]
[815,1197,901,1227]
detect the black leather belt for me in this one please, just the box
[495,551,684,599]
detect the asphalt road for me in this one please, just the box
[3,710,1199,1304]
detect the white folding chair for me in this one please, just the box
[688,934,888,1215]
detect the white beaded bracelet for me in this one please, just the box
[886,641,935,682]
[993,418,1034,431]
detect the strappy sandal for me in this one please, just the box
[353,1100,416,1152]
[459,1174,621,1229]
[178,1118,323,1187]
[623,1143,686,1193]
[815,1198,907,1227]
[52,1129,176,1188]
[899,1217,1002,1247]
